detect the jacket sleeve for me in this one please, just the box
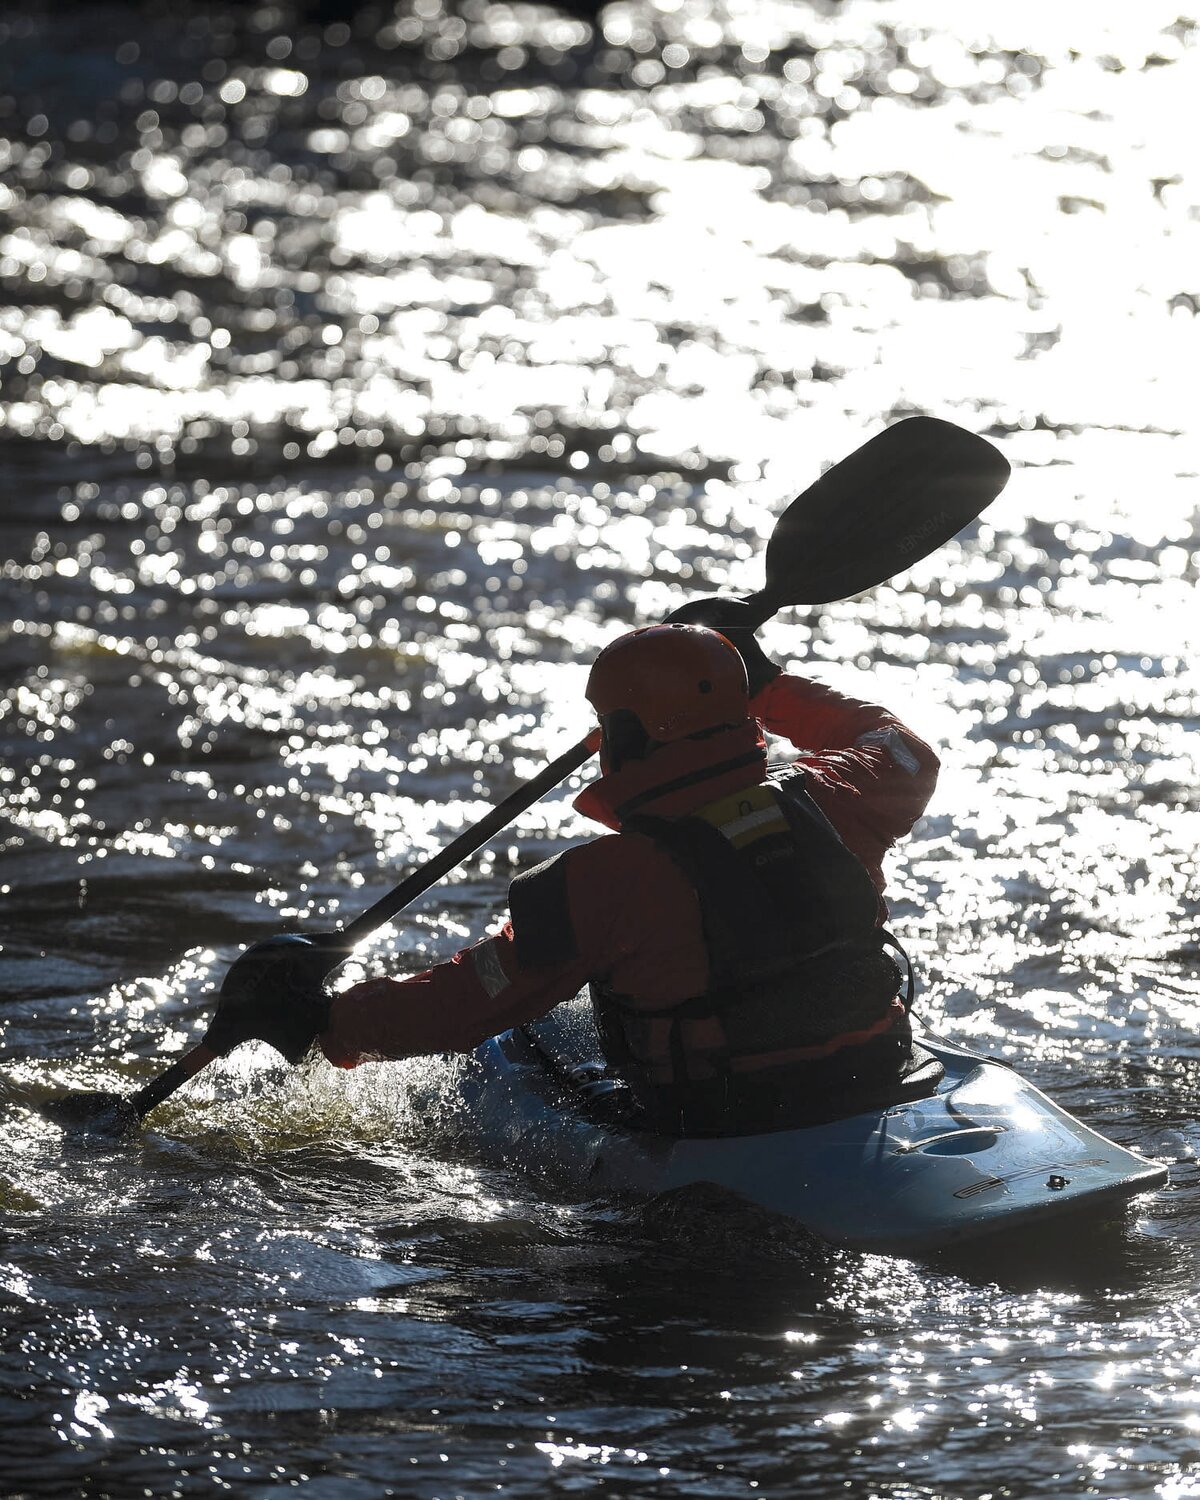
[750,672,940,873]
[317,833,704,1069]
[319,922,593,1069]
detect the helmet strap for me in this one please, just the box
[600,709,658,772]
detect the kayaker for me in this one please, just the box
[206,607,939,1134]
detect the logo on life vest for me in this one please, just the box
[698,785,790,850]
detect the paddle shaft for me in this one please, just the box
[338,735,592,949]
[130,1043,218,1116]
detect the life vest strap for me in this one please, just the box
[595,938,905,1084]
[624,776,881,988]
[879,927,916,1012]
[508,849,578,968]
[628,1024,940,1138]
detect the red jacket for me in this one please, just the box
[319,674,938,1068]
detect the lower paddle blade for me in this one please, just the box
[763,417,1009,606]
[42,1090,142,1136]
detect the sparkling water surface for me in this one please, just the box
[2,2,1200,1495]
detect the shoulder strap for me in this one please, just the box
[628,776,883,989]
[623,806,796,985]
[508,849,579,967]
[770,769,882,932]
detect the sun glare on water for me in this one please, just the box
[1,2,1199,1496]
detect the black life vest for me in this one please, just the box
[509,770,908,1132]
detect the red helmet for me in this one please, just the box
[586,624,749,745]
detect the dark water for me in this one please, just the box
[3,2,1200,1495]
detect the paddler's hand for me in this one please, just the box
[666,595,783,697]
[202,934,334,1064]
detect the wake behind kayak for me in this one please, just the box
[461,998,1167,1255]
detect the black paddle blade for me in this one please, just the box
[41,1090,142,1136]
[762,416,1009,608]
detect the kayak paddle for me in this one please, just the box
[42,415,1008,1131]
[749,413,1009,615]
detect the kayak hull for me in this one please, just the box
[461,1004,1167,1254]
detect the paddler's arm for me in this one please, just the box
[752,671,940,857]
[752,672,927,759]
[318,927,593,1068]
[317,835,688,1069]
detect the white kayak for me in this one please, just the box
[460,998,1167,1254]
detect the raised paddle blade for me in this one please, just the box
[761,416,1009,608]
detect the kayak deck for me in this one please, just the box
[462,1000,1167,1254]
